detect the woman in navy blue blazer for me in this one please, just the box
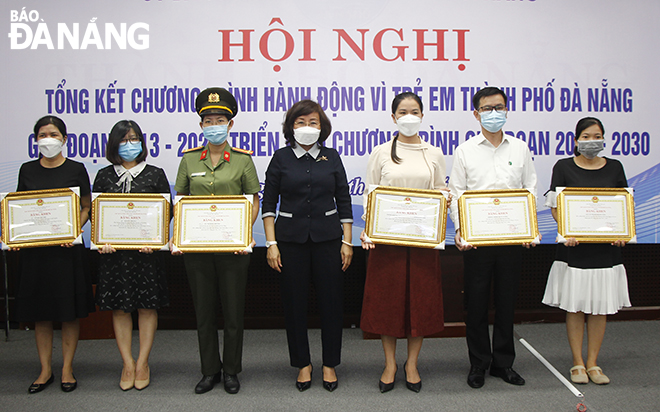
[262,100,353,392]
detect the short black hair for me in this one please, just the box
[34,115,67,138]
[574,117,604,157]
[106,120,148,165]
[472,87,508,111]
[282,100,331,147]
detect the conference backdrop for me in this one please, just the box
[2,0,658,245]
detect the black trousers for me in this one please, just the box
[278,238,344,368]
[463,246,522,370]
[184,253,250,376]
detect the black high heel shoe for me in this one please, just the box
[403,361,422,393]
[61,374,77,392]
[296,365,312,392]
[378,365,397,393]
[322,366,338,392]
[28,374,54,394]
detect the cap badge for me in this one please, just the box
[208,93,220,103]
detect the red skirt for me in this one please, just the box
[360,244,444,338]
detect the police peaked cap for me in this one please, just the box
[196,87,238,119]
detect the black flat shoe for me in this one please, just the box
[467,365,486,389]
[61,375,77,392]
[378,366,397,393]
[223,372,240,394]
[296,365,312,392]
[403,362,422,393]
[490,367,525,386]
[194,372,222,394]
[28,374,54,394]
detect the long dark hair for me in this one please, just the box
[573,117,604,157]
[390,92,423,164]
[106,120,148,165]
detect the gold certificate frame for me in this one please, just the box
[458,189,539,246]
[173,195,252,253]
[556,187,635,243]
[365,186,447,249]
[91,193,171,250]
[1,188,81,248]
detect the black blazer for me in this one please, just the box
[262,145,353,243]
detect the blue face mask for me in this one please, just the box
[203,125,228,145]
[118,141,143,162]
[480,110,507,133]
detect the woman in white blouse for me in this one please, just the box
[360,92,449,393]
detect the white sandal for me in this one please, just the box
[586,366,610,385]
[569,365,588,384]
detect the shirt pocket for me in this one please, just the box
[504,165,523,187]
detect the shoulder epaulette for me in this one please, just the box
[231,147,254,155]
[182,146,205,153]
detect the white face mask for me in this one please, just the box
[38,137,64,158]
[396,114,422,137]
[293,126,321,146]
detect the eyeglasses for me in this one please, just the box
[119,136,141,146]
[294,120,320,128]
[477,105,507,114]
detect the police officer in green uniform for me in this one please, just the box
[173,87,260,395]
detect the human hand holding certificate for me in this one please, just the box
[457,189,539,246]
[364,185,447,249]
[556,187,635,243]
[1,188,81,248]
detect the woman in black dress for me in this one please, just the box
[542,117,631,385]
[15,116,95,393]
[92,120,170,391]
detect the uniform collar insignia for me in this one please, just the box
[200,149,208,160]
[224,151,231,162]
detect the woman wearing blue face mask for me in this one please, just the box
[92,120,171,391]
[542,117,631,385]
[172,88,260,395]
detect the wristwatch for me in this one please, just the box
[265,240,278,248]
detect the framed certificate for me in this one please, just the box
[172,195,253,253]
[556,187,635,243]
[458,189,539,246]
[1,188,81,248]
[365,186,447,249]
[91,193,171,250]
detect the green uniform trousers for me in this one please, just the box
[184,253,250,376]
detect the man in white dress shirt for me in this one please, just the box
[448,87,537,389]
